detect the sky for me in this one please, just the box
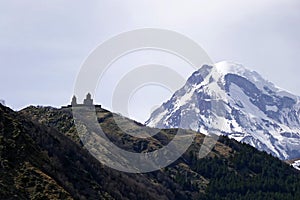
[0,0,300,122]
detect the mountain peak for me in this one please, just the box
[147,62,300,161]
[215,61,247,75]
[214,61,264,83]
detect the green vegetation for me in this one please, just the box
[189,137,300,199]
[0,104,299,199]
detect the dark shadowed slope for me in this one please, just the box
[1,104,300,199]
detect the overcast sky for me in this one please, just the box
[1,0,299,122]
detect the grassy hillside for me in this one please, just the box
[0,104,299,199]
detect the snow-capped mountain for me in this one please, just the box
[146,61,300,161]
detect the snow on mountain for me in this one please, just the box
[0,99,5,106]
[146,61,300,161]
[292,159,300,170]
